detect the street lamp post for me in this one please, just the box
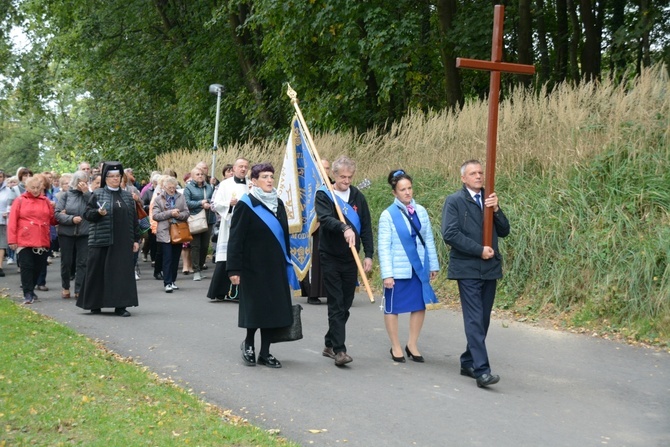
[209,84,224,180]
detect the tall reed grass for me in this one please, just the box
[158,65,669,344]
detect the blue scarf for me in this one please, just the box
[318,185,361,234]
[239,194,300,290]
[387,204,438,306]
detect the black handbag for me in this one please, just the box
[271,304,303,343]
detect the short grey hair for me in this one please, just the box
[69,170,90,189]
[332,156,356,175]
[163,176,178,187]
[460,159,481,176]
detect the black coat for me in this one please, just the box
[227,194,293,329]
[441,186,510,280]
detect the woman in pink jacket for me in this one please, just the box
[8,175,57,304]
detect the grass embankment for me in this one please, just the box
[0,298,297,446]
[160,65,669,345]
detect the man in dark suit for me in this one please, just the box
[441,159,510,388]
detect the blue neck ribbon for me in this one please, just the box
[387,205,438,306]
[318,185,361,234]
[239,194,300,290]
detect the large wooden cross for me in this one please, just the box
[456,4,535,246]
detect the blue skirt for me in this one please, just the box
[383,271,425,314]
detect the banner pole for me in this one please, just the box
[286,84,375,303]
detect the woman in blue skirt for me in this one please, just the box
[378,170,439,363]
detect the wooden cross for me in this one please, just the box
[456,4,535,246]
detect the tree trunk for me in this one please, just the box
[578,0,602,82]
[534,0,552,85]
[567,0,582,82]
[435,0,463,110]
[555,0,570,82]
[639,0,652,69]
[608,0,626,79]
[518,0,534,87]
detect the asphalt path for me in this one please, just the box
[2,258,669,446]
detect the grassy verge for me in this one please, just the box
[0,297,298,447]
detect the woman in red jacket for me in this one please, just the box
[8,175,57,305]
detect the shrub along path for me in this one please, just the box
[3,258,668,446]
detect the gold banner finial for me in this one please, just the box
[286,83,298,105]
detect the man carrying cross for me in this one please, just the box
[442,160,510,388]
[442,4,531,388]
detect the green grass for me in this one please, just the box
[0,297,298,447]
[363,133,669,346]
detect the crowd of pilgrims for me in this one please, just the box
[1,156,508,387]
[0,161,242,308]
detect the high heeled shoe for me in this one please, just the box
[390,348,406,363]
[405,346,425,363]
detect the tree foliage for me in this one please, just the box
[0,0,668,173]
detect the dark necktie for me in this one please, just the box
[474,193,482,209]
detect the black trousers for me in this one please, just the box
[321,252,358,354]
[18,248,49,295]
[59,235,88,294]
[457,278,497,377]
[161,242,182,286]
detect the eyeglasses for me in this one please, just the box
[393,170,405,177]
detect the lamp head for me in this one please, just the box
[209,84,224,95]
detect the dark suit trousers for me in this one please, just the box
[457,279,497,377]
[321,252,358,354]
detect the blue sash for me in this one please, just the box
[387,205,438,306]
[318,185,361,234]
[239,194,300,290]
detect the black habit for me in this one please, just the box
[77,188,139,310]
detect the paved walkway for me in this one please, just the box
[2,258,669,446]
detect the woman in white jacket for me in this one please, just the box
[378,170,439,363]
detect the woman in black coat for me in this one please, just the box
[227,163,296,368]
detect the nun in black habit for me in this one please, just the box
[76,161,140,316]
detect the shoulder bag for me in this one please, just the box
[188,209,208,234]
[170,220,193,244]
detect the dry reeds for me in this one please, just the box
[159,65,668,184]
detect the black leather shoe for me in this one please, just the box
[154,272,163,280]
[114,308,131,317]
[257,354,282,368]
[390,348,406,363]
[307,297,322,305]
[90,308,102,314]
[405,346,424,363]
[476,373,500,388]
[460,366,476,378]
[241,342,256,366]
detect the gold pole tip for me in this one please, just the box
[286,84,297,100]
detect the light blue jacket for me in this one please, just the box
[378,198,439,280]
